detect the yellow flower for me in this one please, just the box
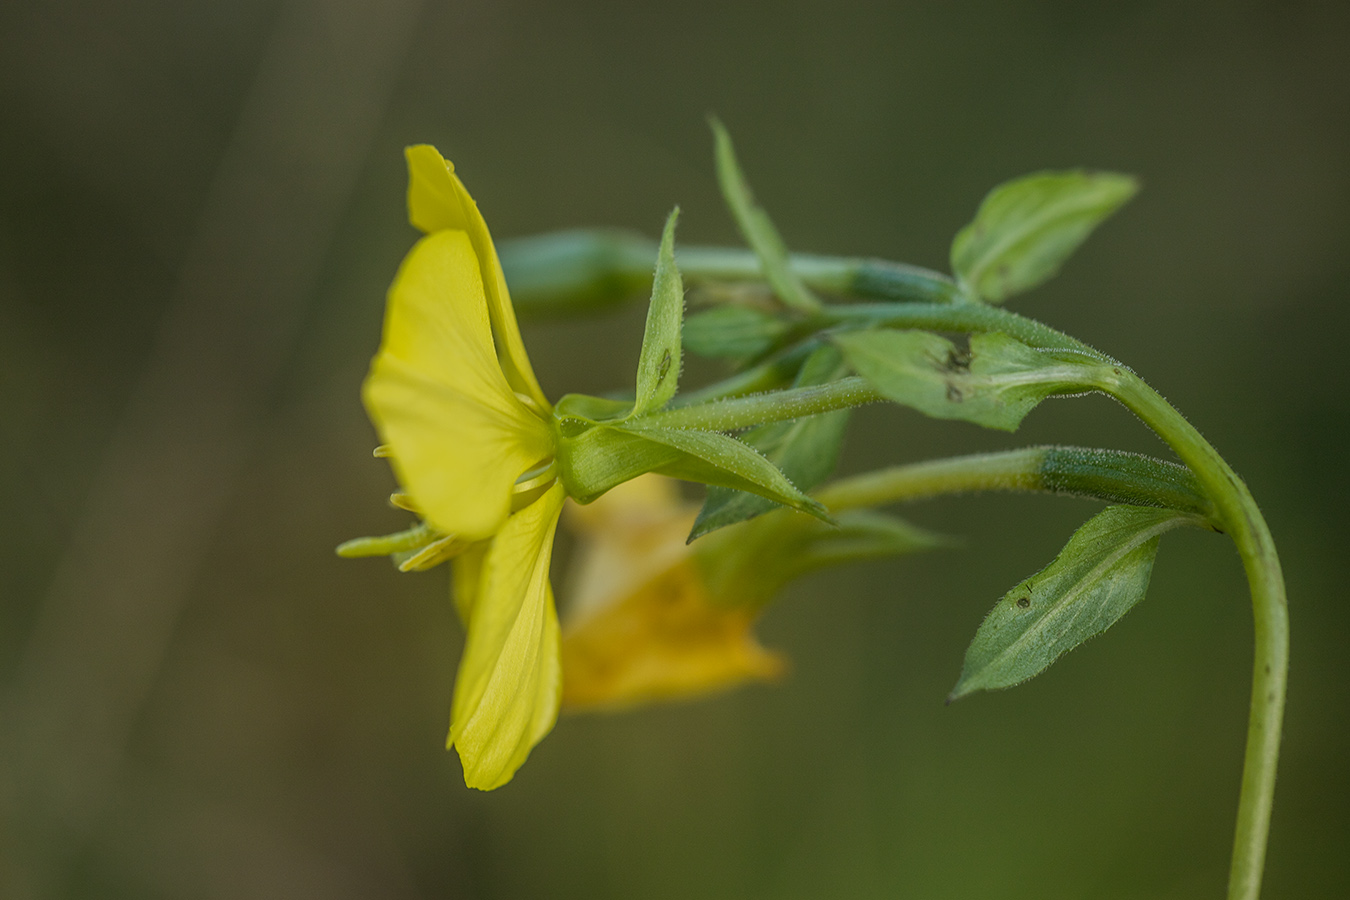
[559,475,787,710]
[363,145,564,790]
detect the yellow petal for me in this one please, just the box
[448,484,565,790]
[363,230,553,541]
[559,474,785,711]
[560,558,785,711]
[451,540,488,628]
[404,145,548,410]
[562,474,695,627]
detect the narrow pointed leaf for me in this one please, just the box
[625,424,830,524]
[834,329,1106,432]
[951,170,1138,304]
[950,505,1195,701]
[633,208,685,415]
[691,346,849,539]
[711,119,820,312]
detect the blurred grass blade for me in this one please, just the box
[951,170,1138,304]
[711,118,821,312]
[950,505,1195,700]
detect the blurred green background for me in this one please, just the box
[2,1,1347,897]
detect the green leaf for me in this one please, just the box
[950,170,1138,304]
[949,505,1194,701]
[682,305,789,360]
[633,208,685,415]
[627,423,831,524]
[690,346,849,539]
[694,508,948,612]
[711,118,820,312]
[834,329,1105,432]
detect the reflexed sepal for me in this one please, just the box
[950,170,1138,304]
[949,505,1197,701]
[834,330,1111,432]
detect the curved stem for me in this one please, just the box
[1106,373,1287,900]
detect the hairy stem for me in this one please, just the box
[645,376,884,431]
[815,446,1216,522]
[1105,372,1287,900]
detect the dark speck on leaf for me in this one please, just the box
[1016,596,1031,609]
[943,346,971,374]
[946,383,964,403]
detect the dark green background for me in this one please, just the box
[2,1,1346,897]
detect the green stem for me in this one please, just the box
[646,376,884,431]
[1105,372,1287,900]
[815,446,1215,522]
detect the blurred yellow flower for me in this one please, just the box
[363,145,562,790]
[560,475,786,710]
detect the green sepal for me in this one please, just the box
[682,305,790,361]
[555,422,683,503]
[949,505,1196,701]
[553,398,829,523]
[834,329,1107,432]
[711,118,820,312]
[950,170,1138,304]
[553,392,633,426]
[690,345,850,539]
[633,208,685,415]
